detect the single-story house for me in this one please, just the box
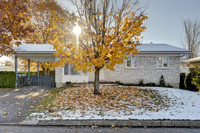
[14,43,190,88]
[0,66,14,71]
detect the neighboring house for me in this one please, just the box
[0,66,14,71]
[14,43,190,88]
[0,57,14,71]
[186,56,200,67]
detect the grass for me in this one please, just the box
[0,88,15,91]
[33,84,170,115]
[33,87,67,112]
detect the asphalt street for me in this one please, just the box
[0,126,200,133]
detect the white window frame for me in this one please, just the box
[126,56,137,68]
[157,57,169,68]
[64,63,81,75]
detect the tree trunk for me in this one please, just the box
[45,68,47,75]
[94,67,101,95]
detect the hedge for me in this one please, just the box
[179,73,186,89]
[184,69,198,91]
[0,71,16,88]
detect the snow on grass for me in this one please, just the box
[28,85,200,120]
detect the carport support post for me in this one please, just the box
[15,56,18,88]
[37,61,39,85]
[28,59,30,85]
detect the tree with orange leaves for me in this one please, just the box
[26,0,74,74]
[0,0,33,56]
[52,0,147,94]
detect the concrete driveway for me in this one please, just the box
[0,86,53,123]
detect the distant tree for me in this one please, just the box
[0,0,33,56]
[26,0,73,74]
[2,57,38,72]
[182,18,200,59]
[4,60,13,67]
[52,0,147,94]
[19,58,37,72]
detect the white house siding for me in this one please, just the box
[56,56,180,88]
[88,68,105,82]
[89,56,180,88]
[55,66,63,88]
[62,73,89,84]
[55,66,89,88]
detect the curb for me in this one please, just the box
[20,119,200,127]
[0,123,20,126]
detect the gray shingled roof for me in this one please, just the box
[14,43,190,54]
[137,44,191,54]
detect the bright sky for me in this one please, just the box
[57,0,200,47]
[0,56,12,64]
[140,0,200,47]
[1,0,200,62]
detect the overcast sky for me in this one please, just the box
[57,0,200,47]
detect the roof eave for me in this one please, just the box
[16,51,56,54]
[138,51,191,54]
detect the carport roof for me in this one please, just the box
[14,44,56,53]
[186,56,200,63]
[14,44,56,62]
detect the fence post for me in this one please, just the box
[15,56,18,88]
[28,59,30,85]
[37,61,39,85]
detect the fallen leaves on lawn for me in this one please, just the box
[37,85,170,117]
[3,112,8,115]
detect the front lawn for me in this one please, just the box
[0,88,15,91]
[28,84,200,120]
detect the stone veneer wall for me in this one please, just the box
[55,65,63,88]
[89,56,180,88]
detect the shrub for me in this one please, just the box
[0,72,16,88]
[184,69,198,91]
[179,73,186,89]
[66,81,71,85]
[191,67,200,92]
[166,83,173,88]
[159,75,165,87]
[146,82,156,86]
[139,80,144,86]
[67,82,76,87]
[115,81,124,85]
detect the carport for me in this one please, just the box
[14,44,56,88]
[186,56,200,66]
